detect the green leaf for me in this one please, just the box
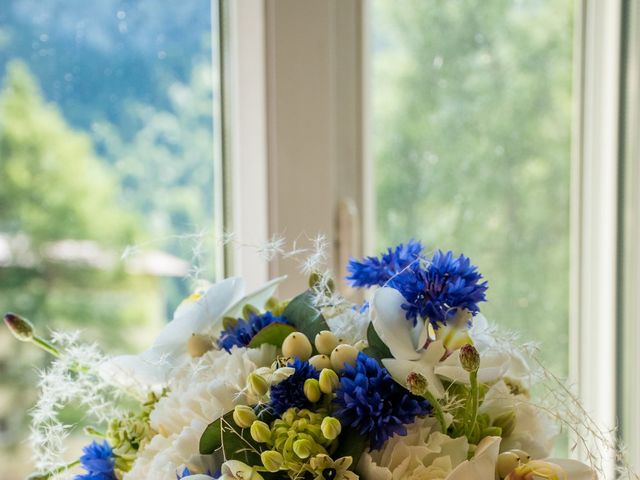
[332,428,368,472]
[199,411,263,465]
[248,322,297,348]
[199,412,228,454]
[281,290,330,344]
[363,322,392,362]
[220,416,262,465]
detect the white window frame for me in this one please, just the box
[224,0,633,471]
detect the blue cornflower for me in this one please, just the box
[390,250,488,327]
[74,441,117,480]
[219,311,291,352]
[269,357,319,414]
[347,240,423,288]
[334,352,430,450]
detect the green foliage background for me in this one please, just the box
[372,0,574,378]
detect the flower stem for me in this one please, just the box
[32,335,61,357]
[464,370,479,438]
[27,460,80,480]
[423,389,447,433]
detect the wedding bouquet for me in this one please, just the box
[5,239,622,479]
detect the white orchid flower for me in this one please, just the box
[371,287,447,399]
[100,276,285,392]
[446,435,501,479]
[434,347,510,385]
[181,476,216,480]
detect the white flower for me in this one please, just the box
[100,276,284,393]
[479,380,558,459]
[447,435,501,479]
[325,307,369,345]
[434,347,510,385]
[357,417,468,480]
[124,345,275,480]
[541,458,597,480]
[371,287,446,399]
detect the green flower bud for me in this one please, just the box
[459,344,480,373]
[320,417,341,440]
[314,330,339,355]
[247,372,269,397]
[319,368,340,394]
[493,410,517,437]
[4,312,34,341]
[233,405,257,428]
[308,354,332,370]
[260,450,284,472]
[292,438,313,459]
[250,420,271,443]
[242,304,260,320]
[303,379,321,403]
[406,372,429,396]
[282,332,313,361]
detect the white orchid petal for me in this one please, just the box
[153,277,245,350]
[221,275,287,322]
[446,436,501,479]
[544,459,597,480]
[383,357,445,399]
[371,287,421,361]
[435,350,510,385]
[424,339,446,363]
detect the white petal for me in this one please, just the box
[446,436,501,480]
[435,350,510,385]
[221,275,287,322]
[382,357,445,399]
[154,277,246,350]
[371,287,421,361]
[544,459,597,480]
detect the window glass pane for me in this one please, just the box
[0,1,220,476]
[370,0,574,380]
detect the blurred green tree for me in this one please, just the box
[0,62,166,469]
[372,0,573,377]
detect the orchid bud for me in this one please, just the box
[308,354,332,370]
[292,438,313,459]
[459,344,480,373]
[406,372,428,396]
[320,417,341,440]
[281,332,313,361]
[250,420,271,443]
[303,378,321,403]
[247,372,269,397]
[232,405,257,428]
[330,344,358,371]
[260,450,284,472]
[314,330,339,355]
[319,368,340,394]
[4,312,34,342]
